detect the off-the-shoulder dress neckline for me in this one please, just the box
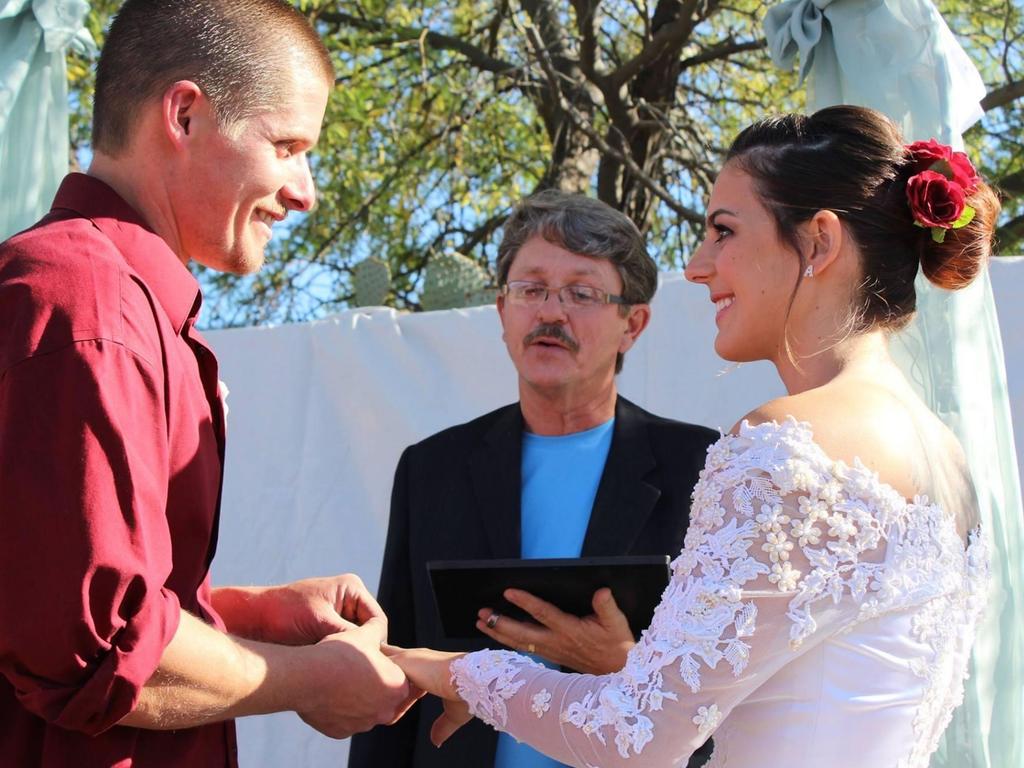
[718,415,980,548]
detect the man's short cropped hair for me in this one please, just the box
[496,190,658,307]
[92,0,334,154]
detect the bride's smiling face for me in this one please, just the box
[685,163,804,363]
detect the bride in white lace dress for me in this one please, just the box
[390,106,999,767]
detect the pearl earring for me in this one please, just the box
[804,264,814,278]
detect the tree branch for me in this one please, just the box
[995,212,1024,254]
[981,79,1024,112]
[609,0,700,87]
[483,0,508,58]
[457,210,511,255]
[333,50,406,84]
[680,37,766,69]
[307,126,455,265]
[571,0,602,79]
[996,168,1024,199]
[319,11,518,74]
[520,0,572,64]
[526,27,703,224]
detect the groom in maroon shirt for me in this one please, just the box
[0,2,416,766]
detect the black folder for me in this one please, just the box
[427,555,672,640]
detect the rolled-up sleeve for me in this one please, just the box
[0,337,181,735]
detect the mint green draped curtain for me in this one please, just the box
[0,0,94,241]
[764,2,1024,766]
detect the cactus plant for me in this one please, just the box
[420,251,490,311]
[352,257,391,307]
[465,287,499,307]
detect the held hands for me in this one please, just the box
[293,616,422,739]
[384,645,472,747]
[213,575,421,739]
[268,575,422,738]
[478,587,634,674]
[377,588,634,749]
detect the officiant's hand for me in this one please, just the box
[477,587,633,674]
[212,574,386,645]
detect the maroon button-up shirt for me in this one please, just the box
[0,174,237,766]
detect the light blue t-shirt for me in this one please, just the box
[494,418,615,768]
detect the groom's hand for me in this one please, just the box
[295,617,420,739]
[213,574,386,645]
[261,574,386,644]
[477,587,634,674]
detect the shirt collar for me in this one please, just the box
[51,173,201,335]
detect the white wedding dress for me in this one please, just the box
[450,419,989,767]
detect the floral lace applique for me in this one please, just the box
[560,686,656,758]
[531,689,552,718]
[903,528,989,764]
[450,651,545,730]
[692,704,722,737]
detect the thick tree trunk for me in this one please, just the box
[522,0,601,194]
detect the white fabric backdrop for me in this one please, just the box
[207,263,1022,767]
[999,259,1024,478]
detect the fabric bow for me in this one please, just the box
[0,0,95,54]
[32,0,94,54]
[764,0,836,82]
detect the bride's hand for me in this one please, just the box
[383,645,473,746]
[428,696,472,747]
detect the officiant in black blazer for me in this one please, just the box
[349,191,716,768]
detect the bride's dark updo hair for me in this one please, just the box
[725,105,1000,331]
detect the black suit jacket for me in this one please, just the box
[348,397,718,768]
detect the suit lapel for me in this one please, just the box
[468,405,523,557]
[581,397,660,556]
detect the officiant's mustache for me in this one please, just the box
[524,323,580,353]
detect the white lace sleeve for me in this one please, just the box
[450,419,906,767]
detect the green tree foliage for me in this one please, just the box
[69,0,1024,326]
[947,0,1024,252]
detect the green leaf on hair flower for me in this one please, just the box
[951,205,976,230]
[931,227,948,244]
[929,159,954,179]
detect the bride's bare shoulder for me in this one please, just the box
[733,383,971,508]
[737,387,905,466]
[729,391,846,437]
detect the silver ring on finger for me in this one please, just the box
[486,612,500,629]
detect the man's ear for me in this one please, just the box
[161,80,204,149]
[619,303,651,354]
[804,209,843,276]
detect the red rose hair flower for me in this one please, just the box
[906,171,966,228]
[904,140,979,243]
[906,139,951,170]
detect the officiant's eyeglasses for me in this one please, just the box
[502,281,628,309]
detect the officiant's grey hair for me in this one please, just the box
[496,191,658,309]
